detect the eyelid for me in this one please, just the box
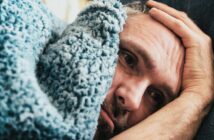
[157,89,168,106]
[149,87,166,106]
[119,46,139,63]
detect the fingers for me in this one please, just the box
[148,7,196,44]
[146,0,203,34]
[145,1,214,102]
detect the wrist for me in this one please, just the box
[180,90,213,118]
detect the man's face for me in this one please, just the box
[94,14,184,140]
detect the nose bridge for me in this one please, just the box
[117,76,149,111]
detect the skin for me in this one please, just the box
[111,1,214,140]
[94,11,184,140]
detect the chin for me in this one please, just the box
[94,115,115,140]
[94,115,128,140]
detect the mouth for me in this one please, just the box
[100,106,115,131]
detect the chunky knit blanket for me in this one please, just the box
[0,0,126,139]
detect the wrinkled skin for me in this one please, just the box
[111,1,214,140]
[94,13,184,140]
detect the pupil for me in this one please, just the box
[125,54,133,65]
[153,93,163,107]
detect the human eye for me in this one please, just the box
[147,88,165,110]
[118,48,138,69]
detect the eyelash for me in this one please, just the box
[147,87,165,110]
[118,48,166,110]
[118,48,138,70]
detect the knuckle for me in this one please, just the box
[203,34,212,45]
[205,35,212,43]
[207,35,212,47]
[173,20,183,28]
[201,35,212,49]
[179,11,188,19]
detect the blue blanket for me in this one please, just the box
[0,0,126,139]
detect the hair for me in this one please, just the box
[123,1,150,16]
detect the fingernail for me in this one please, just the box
[148,7,158,14]
[147,0,156,5]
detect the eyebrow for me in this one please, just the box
[136,46,156,70]
[120,39,156,70]
[120,39,177,101]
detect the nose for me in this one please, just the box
[115,79,149,111]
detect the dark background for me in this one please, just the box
[121,0,214,139]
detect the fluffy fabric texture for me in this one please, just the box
[0,0,126,139]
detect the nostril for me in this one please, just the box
[118,96,125,104]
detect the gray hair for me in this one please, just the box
[123,1,150,16]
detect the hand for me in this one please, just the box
[147,0,214,106]
[111,2,214,140]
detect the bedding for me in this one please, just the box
[0,0,126,139]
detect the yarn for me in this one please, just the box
[0,0,126,139]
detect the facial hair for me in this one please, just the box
[93,99,128,140]
[93,115,113,140]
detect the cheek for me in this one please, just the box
[104,62,126,104]
[127,96,154,127]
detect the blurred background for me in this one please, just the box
[42,0,91,23]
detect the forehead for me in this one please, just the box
[121,14,180,50]
[120,14,184,96]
